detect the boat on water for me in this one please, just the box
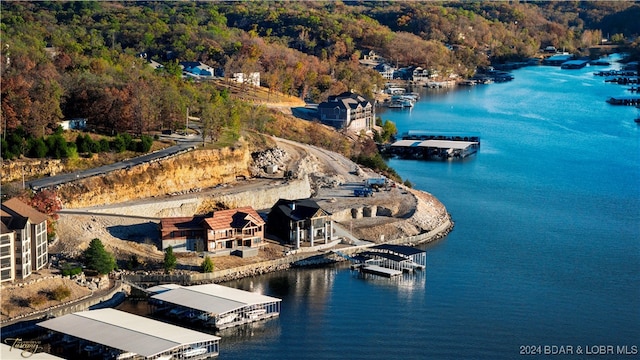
[245,308,267,320]
[183,347,207,357]
[388,94,416,108]
[401,99,414,108]
[216,313,238,325]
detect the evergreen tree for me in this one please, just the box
[163,246,177,273]
[201,255,214,273]
[83,238,116,274]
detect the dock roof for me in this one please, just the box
[151,284,281,316]
[372,244,425,256]
[37,309,220,358]
[360,251,410,263]
[391,139,478,150]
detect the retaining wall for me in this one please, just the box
[0,281,126,336]
[85,177,311,218]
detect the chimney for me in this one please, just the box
[290,202,296,211]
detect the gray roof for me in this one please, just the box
[37,309,219,358]
[151,284,281,316]
[391,139,478,150]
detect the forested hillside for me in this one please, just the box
[1,1,639,148]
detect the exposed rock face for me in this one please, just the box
[56,147,252,208]
[249,147,290,177]
[2,159,65,183]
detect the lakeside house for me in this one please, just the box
[1,198,49,282]
[374,63,396,80]
[317,91,374,133]
[267,199,333,249]
[159,206,265,255]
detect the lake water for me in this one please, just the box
[107,60,640,360]
[216,58,639,359]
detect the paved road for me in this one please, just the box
[28,135,201,191]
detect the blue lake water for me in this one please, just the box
[218,58,640,359]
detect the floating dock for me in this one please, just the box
[605,77,639,85]
[359,264,403,278]
[148,284,281,330]
[606,96,640,106]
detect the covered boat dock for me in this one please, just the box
[149,284,281,330]
[390,139,479,159]
[350,244,427,277]
[37,308,220,360]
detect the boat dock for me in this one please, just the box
[606,96,640,106]
[345,244,427,278]
[604,76,639,85]
[387,131,480,160]
[561,59,589,69]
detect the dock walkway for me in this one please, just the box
[359,265,402,278]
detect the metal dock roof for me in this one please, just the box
[37,309,220,358]
[391,139,478,150]
[372,244,425,256]
[151,284,281,315]
[359,251,410,263]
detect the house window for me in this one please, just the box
[1,269,10,280]
[0,247,10,257]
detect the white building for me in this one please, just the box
[232,72,260,87]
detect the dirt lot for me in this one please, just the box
[1,270,92,322]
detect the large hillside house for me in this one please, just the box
[1,198,49,282]
[317,91,374,133]
[202,207,265,251]
[267,199,333,249]
[159,207,265,254]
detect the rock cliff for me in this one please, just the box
[56,146,252,208]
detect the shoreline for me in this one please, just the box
[2,139,454,331]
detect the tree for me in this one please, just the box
[201,255,214,273]
[83,238,116,275]
[163,246,177,273]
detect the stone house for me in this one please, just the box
[159,207,265,254]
